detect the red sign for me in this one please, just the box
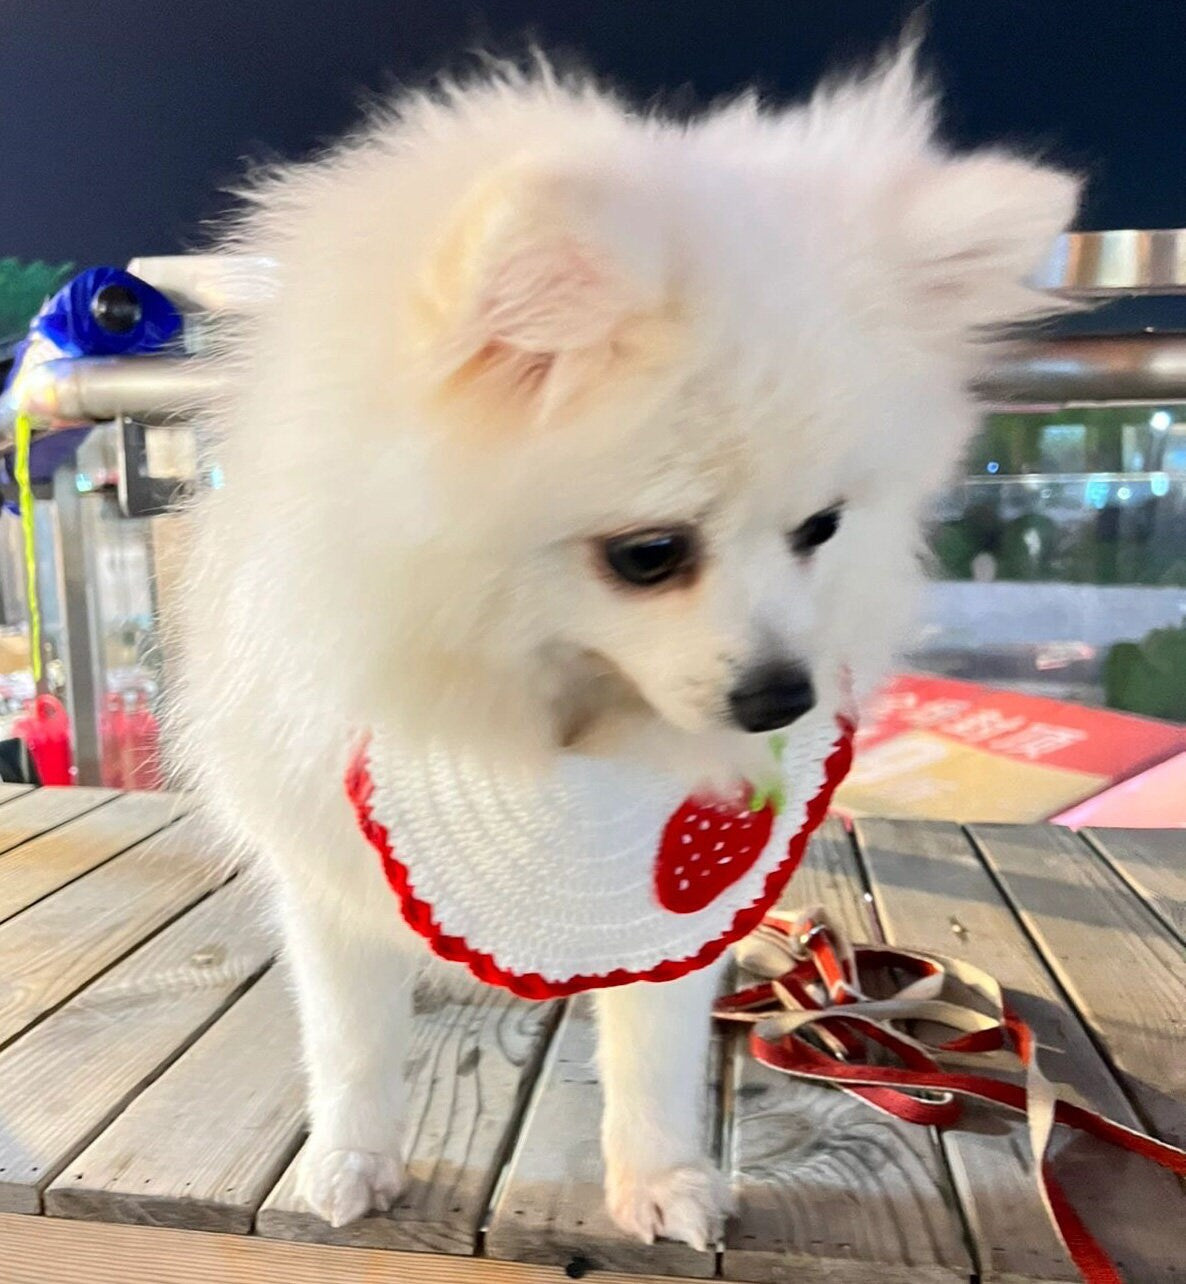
[836,674,1186,824]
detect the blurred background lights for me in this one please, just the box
[1085,477,1111,510]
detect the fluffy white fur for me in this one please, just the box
[170,47,1077,1248]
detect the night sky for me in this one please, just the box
[4,1,1185,266]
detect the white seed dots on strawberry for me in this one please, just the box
[655,790,777,914]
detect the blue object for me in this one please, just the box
[1,267,183,507]
[21,266,181,360]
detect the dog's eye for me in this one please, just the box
[789,504,843,556]
[601,529,697,587]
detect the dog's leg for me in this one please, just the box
[595,959,732,1250]
[281,884,416,1228]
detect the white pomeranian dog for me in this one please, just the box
[171,45,1077,1250]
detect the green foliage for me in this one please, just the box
[932,406,1186,588]
[1104,623,1186,722]
[967,409,1128,475]
[930,506,1186,588]
[0,259,74,344]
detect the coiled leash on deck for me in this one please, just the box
[715,911,1186,1284]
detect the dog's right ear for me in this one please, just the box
[890,152,1081,339]
[413,162,680,427]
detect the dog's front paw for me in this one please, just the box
[605,1159,733,1251]
[298,1144,406,1228]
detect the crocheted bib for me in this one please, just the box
[347,706,854,1000]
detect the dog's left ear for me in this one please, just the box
[893,152,1080,338]
[416,162,679,426]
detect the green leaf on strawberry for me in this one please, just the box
[749,781,785,815]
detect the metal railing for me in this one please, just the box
[4,231,1186,448]
[1,232,1183,784]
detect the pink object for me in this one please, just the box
[1053,750,1186,828]
[15,694,74,786]
[100,691,164,790]
[126,693,163,791]
[100,694,127,789]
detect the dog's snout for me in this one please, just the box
[728,663,816,733]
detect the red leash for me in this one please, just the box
[714,912,1186,1284]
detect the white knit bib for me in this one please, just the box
[348,705,853,999]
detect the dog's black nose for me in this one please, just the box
[728,663,816,733]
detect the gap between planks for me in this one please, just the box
[0,786,119,863]
[482,992,725,1279]
[1079,827,1186,949]
[258,980,561,1255]
[0,1213,720,1284]
[0,782,33,805]
[0,790,188,926]
[967,823,1186,1153]
[0,812,235,1054]
[46,965,306,1233]
[0,877,273,1214]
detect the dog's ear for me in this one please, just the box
[801,42,1079,339]
[892,153,1080,336]
[415,163,678,425]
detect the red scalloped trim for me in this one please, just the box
[346,719,855,1001]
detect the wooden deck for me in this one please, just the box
[0,783,1182,1283]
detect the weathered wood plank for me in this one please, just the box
[0,783,31,805]
[257,982,558,1253]
[1082,827,1186,946]
[485,996,718,1280]
[0,786,114,860]
[779,819,878,942]
[970,824,1186,1150]
[722,819,971,1284]
[0,790,186,924]
[46,966,303,1232]
[0,1213,712,1284]
[857,819,1186,1284]
[0,878,272,1213]
[0,813,229,1050]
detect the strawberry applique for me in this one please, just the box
[654,786,777,914]
[654,734,788,915]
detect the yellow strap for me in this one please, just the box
[13,411,42,683]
